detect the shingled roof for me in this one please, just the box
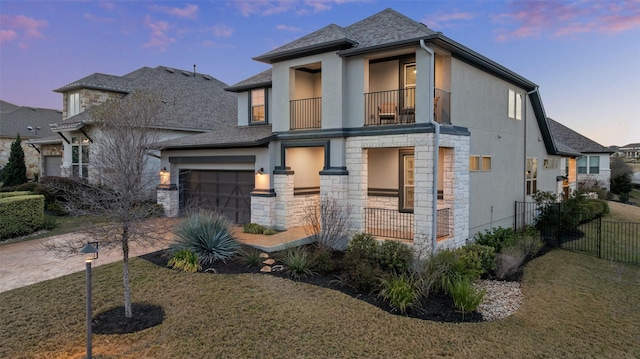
[253,9,434,64]
[0,99,61,139]
[53,66,237,132]
[547,118,612,155]
[153,124,275,150]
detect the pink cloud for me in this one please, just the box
[0,29,17,43]
[150,4,199,19]
[232,0,341,17]
[84,13,116,23]
[0,14,48,39]
[276,24,302,32]
[212,25,234,37]
[100,2,116,11]
[143,16,176,51]
[493,0,640,42]
[422,11,475,29]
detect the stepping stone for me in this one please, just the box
[259,253,269,259]
[271,265,284,272]
[263,258,276,265]
[260,266,272,273]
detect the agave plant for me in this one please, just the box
[172,210,240,265]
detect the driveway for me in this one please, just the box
[0,233,171,293]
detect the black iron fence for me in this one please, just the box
[437,208,451,238]
[515,201,640,265]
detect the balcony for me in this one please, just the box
[364,88,450,126]
[290,97,321,130]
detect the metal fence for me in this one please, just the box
[515,201,640,265]
[364,207,451,241]
[290,97,321,130]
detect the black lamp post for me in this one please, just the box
[79,242,98,359]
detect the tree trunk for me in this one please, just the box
[122,225,132,318]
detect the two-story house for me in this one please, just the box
[156,9,564,252]
[50,66,236,187]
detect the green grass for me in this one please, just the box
[1,249,639,358]
[0,215,110,246]
[630,189,640,204]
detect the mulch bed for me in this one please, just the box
[138,248,483,325]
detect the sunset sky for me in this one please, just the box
[1,0,638,146]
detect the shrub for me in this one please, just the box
[0,135,27,187]
[263,228,277,235]
[341,233,383,290]
[346,232,378,262]
[449,278,485,318]
[474,226,518,253]
[237,247,263,268]
[514,234,544,258]
[243,223,266,234]
[589,198,610,215]
[313,248,337,274]
[168,249,201,272]
[455,244,496,278]
[495,245,526,280]
[421,250,463,295]
[0,195,44,239]
[278,246,316,280]
[172,210,240,265]
[41,215,57,231]
[378,273,422,314]
[378,240,413,274]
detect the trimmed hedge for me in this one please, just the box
[0,195,45,239]
[0,191,31,199]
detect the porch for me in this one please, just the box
[364,207,452,241]
[233,225,314,253]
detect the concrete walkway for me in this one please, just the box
[0,233,173,294]
[0,225,312,294]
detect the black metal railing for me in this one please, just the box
[290,97,321,130]
[515,201,639,265]
[364,88,451,126]
[365,208,414,240]
[364,207,452,240]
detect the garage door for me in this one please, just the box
[179,170,253,224]
[43,156,62,177]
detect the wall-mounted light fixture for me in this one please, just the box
[256,167,264,175]
[159,167,170,188]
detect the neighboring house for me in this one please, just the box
[156,9,565,251]
[547,118,613,191]
[619,143,640,159]
[0,99,62,179]
[50,66,236,187]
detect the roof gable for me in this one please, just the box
[547,118,612,154]
[0,100,61,138]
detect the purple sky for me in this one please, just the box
[1,0,639,146]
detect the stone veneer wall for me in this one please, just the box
[62,89,120,119]
[157,189,179,217]
[0,138,42,180]
[251,195,276,227]
[345,133,469,252]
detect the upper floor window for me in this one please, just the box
[508,89,522,120]
[68,93,80,117]
[250,89,266,123]
[71,136,90,178]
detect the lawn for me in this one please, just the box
[1,248,639,358]
[0,214,110,246]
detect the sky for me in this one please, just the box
[1,0,639,147]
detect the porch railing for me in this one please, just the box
[364,88,451,126]
[290,97,321,130]
[364,207,452,240]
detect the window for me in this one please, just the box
[589,156,599,174]
[250,89,266,123]
[68,93,80,117]
[469,155,491,171]
[543,158,559,169]
[399,151,414,211]
[469,156,480,171]
[71,136,90,178]
[508,89,522,120]
[577,156,587,174]
[404,63,416,108]
[526,157,537,195]
[482,156,492,171]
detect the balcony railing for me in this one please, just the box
[290,97,321,130]
[364,207,452,241]
[364,88,450,126]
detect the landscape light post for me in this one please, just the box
[79,242,98,359]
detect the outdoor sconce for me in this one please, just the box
[79,242,99,359]
[256,167,264,175]
[159,167,170,187]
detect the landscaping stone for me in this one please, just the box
[260,266,272,272]
[271,265,284,272]
[263,258,275,265]
[474,280,523,321]
[259,253,269,258]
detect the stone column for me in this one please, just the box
[157,187,179,218]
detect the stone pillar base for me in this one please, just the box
[157,188,179,217]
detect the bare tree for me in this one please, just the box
[610,156,633,178]
[42,90,173,318]
[303,195,351,251]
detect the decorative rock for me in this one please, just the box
[474,280,524,321]
[204,268,218,274]
[263,258,276,265]
[259,253,269,258]
[260,266,272,273]
[271,265,284,272]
